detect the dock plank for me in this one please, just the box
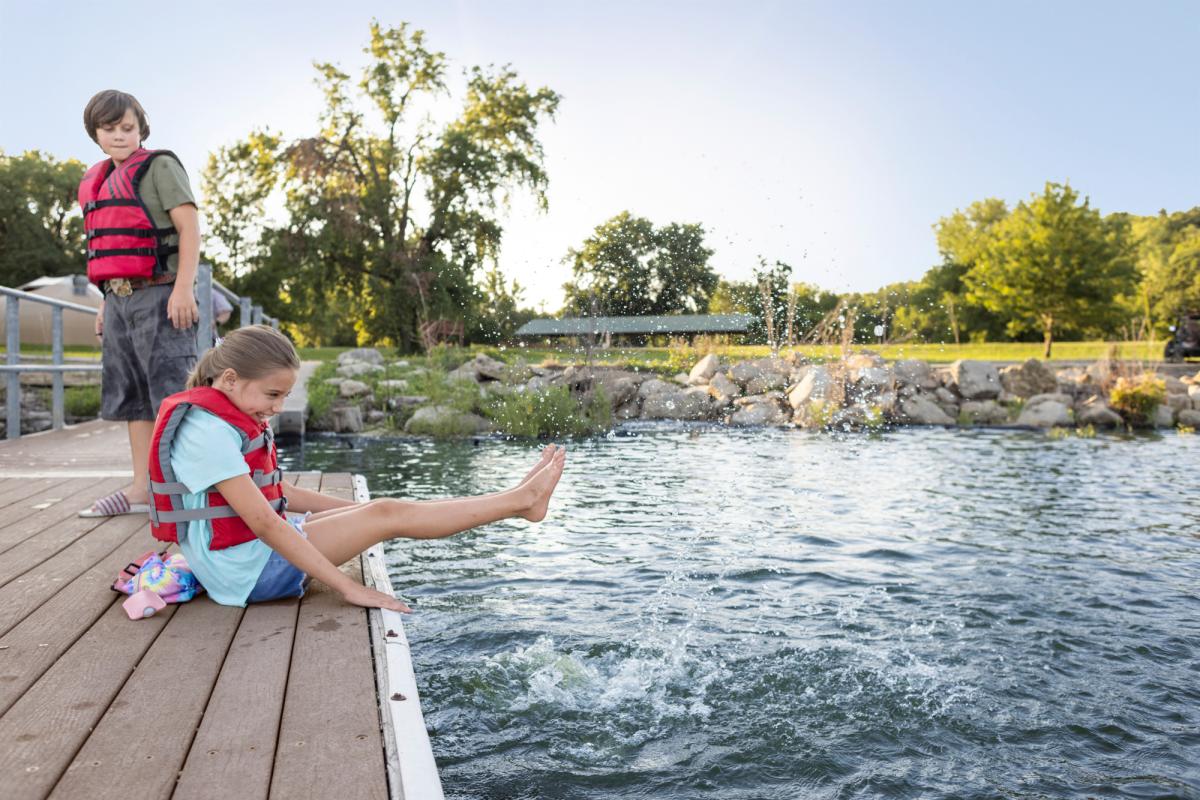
[0,477,58,510]
[269,472,387,800]
[0,520,155,715]
[50,599,245,800]
[0,600,176,799]
[173,600,299,800]
[0,476,116,554]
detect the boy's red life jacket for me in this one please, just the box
[148,387,286,550]
[77,148,183,285]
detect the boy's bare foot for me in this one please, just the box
[518,445,556,487]
[519,446,566,522]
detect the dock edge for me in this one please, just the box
[355,474,445,800]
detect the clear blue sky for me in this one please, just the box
[2,1,1197,310]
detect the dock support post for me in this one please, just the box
[6,296,19,439]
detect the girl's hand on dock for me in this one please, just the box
[342,583,412,613]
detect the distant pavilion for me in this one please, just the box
[514,313,754,346]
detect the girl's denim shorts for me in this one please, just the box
[246,514,312,603]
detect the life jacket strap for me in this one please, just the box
[149,495,286,525]
[88,245,179,260]
[87,226,177,240]
[84,198,141,212]
[149,468,282,497]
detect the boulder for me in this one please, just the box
[787,366,838,409]
[949,360,1001,400]
[1025,392,1074,409]
[1161,374,1187,395]
[897,395,954,426]
[1151,404,1175,428]
[365,409,387,425]
[959,400,1008,425]
[1166,392,1190,412]
[339,379,371,399]
[331,405,363,433]
[745,370,790,395]
[893,359,938,391]
[844,352,886,371]
[1177,408,1200,427]
[378,379,409,392]
[386,395,429,410]
[1075,399,1123,428]
[672,373,691,386]
[708,372,741,405]
[638,378,675,399]
[728,358,789,390]
[451,353,507,382]
[998,359,1058,398]
[1189,384,1200,404]
[614,398,642,420]
[337,362,384,378]
[337,348,384,366]
[728,394,790,426]
[641,387,717,420]
[853,365,892,394]
[689,354,721,382]
[1017,401,1072,427]
[934,386,957,405]
[404,405,492,436]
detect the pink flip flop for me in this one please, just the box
[79,491,151,518]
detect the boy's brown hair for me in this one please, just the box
[83,90,150,144]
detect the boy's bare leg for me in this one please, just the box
[123,420,153,504]
[303,447,566,567]
[304,444,557,524]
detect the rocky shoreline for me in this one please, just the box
[313,348,1200,436]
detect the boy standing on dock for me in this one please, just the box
[78,90,201,517]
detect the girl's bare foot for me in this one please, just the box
[518,445,556,487]
[519,446,566,522]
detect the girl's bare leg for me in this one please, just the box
[303,446,565,566]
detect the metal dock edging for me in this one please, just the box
[354,474,445,800]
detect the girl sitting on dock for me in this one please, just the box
[146,325,566,611]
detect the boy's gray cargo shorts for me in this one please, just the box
[100,283,197,421]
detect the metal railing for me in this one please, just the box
[2,263,279,439]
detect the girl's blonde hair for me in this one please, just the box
[186,325,300,389]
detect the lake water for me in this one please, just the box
[279,425,1200,799]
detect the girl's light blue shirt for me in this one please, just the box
[169,407,274,607]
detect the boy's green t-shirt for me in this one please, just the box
[137,155,196,274]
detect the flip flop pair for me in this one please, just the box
[79,491,151,518]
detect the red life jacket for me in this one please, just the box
[77,147,182,285]
[148,387,287,550]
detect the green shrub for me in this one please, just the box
[407,369,481,414]
[1109,374,1165,426]
[65,385,101,418]
[425,344,475,372]
[306,362,339,421]
[485,385,612,438]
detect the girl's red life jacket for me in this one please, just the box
[77,148,183,285]
[148,387,286,550]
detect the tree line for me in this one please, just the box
[2,23,1198,355]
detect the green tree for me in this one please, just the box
[0,150,87,286]
[203,22,559,350]
[966,182,1136,357]
[1129,208,1200,334]
[562,212,717,316]
[929,197,1009,343]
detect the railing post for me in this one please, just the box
[252,305,263,326]
[196,263,214,354]
[6,296,19,439]
[239,297,253,328]
[51,306,64,430]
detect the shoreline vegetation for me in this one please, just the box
[309,344,1200,439]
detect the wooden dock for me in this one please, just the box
[0,420,442,799]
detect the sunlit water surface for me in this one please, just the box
[280,425,1200,799]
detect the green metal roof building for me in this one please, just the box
[515,314,754,338]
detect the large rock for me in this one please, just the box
[614,398,642,420]
[787,366,838,409]
[331,405,363,433]
[897,395,954,425]
[404,405,491,436]
[1188,384,1200,404]
[339,379,372,399]
[745,369,790,395]
[959,399,1008,425]
[378,379,409,392]
[728,358,789,390]
[1025,392,1074,409]
[708,372,741,405]
[999,359,1058,398]
[386,395,429,410]
[689,354,721,383]
[844,352,886,371]
[1017,401,1072,427]
[638,378,675,399]
[337,362,384,378]
[337,348,384,366]
[451,353,507,383]
[1076,398,1123,428]
[728,394,790,426]
[949,360,1001,400]
[1151,404,1175,428]
[1177,408,1200,427]
[893,359,938,391]
[1161,374,1187,395]
[1166,392,1191,412]
[641,387,717,420]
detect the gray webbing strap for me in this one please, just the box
[152,495,286,524]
